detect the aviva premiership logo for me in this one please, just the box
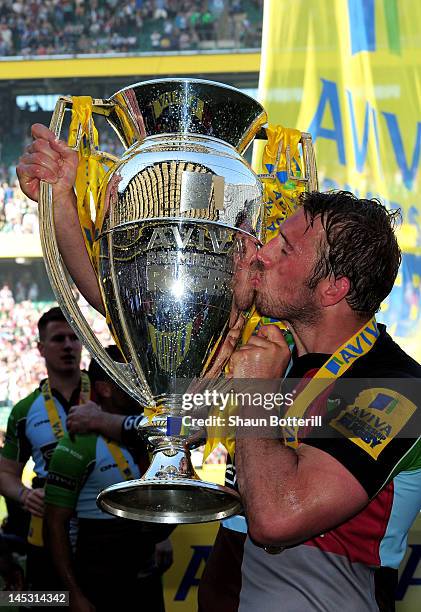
[324,319,379,376]
[330,388,416,459]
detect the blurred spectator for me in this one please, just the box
[0,292,227,469]
[0,176,39,235]
[0,0,262,57]
[0,295,112,406]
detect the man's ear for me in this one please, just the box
[37,341,44,357]
[319,276,350,307]
[94,380,112,399]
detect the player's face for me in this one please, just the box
[38,321,82,376]
[253,208,325,325]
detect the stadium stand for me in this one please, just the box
[0,0,263,56]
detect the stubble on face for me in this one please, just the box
[254,274,321,327]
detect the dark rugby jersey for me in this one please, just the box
[200,325,421,612]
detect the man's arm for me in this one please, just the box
[67,403,144,449]
[44,504,94,612]
[236,439,368,546]
[44,435,95,612]
[0,397,44,516]
[0,457,44,517]
[67,402,125,441]
[231,325,368,546]
[16,123,104,313]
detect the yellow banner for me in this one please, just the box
[256,0,421,358]
[258,0,421,251]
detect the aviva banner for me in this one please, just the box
[256,0,421,360]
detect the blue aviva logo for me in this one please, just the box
[325,355,344,375]
[325,319,379,375]
[369,392,399,414]
[348,0,400,55]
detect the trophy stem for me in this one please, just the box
[97,417,243,524]
[141,443,199,481]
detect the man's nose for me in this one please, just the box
[247,244,259,265]
[256,242,273,267]
[63,336,74,349]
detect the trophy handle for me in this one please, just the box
[53,95,121,164]
[286,132,318,192]
[39,97,154,407]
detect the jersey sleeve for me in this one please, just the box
[45,433,96,510]
[1,391,38,464]
[304,383,420,498]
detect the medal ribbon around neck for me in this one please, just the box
[41,370,91,440]
[283,317,380,447]
[31,371,91,548]
[42,372,134,480]
[104,439,135,481]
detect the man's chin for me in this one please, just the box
[254,295,271,318]
[234,290,256,312]
[58,363,80,375]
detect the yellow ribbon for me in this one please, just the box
[105,439,135,481]
[29,372,91,547]
[283,317,379,447]
[68,96,123,345]
[42,371,91,441]
[68,97,107,267]
[262,124,305,242]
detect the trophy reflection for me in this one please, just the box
[40,79,267,523]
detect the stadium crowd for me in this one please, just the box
[0,129,123,235]
[0,0,263,56]
[0,176,38,236]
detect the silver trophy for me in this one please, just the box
[39,78,268,523]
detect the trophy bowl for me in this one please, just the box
[39,78,267,523]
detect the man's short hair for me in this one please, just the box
[301,190,401,317]
[88,345,125,384]
[37,307,68,341]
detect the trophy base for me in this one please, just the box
[97,478,242,524]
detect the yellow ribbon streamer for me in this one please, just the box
[68,96,123,346]
[262,124,305,241]
[68,97,106,267]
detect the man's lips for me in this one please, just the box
[61,355,76,362]
[250,274,263,287]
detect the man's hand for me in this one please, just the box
[204,311,245,379]
[67,402,102,435]
[228,325,291,379]
[21,488,45,518]
[17,123,78,203]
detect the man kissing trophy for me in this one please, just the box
[37,79,317,524]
